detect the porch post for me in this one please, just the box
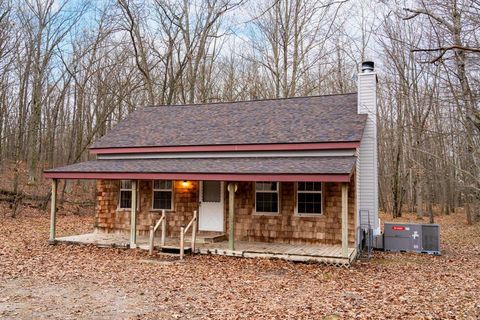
[227,183,238,251]
[130,180,138,248]
[341,182,349,258]
[49,179,58,243]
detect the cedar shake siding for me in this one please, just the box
[96,180,198,237]
[226,179,356,245]
[95,176,356,245]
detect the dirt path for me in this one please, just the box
[1,205,479,319]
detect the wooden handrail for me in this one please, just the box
[180,210,197,260]
[149,210,167,255]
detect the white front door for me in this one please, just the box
[199,181,224,232]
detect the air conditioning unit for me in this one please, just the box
[383,222,440,255]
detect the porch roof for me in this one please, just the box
[44,156,356,182]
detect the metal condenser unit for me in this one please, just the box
[383,222,440,255]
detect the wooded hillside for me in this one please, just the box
[0,0,478,219]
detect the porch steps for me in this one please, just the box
[160,246,192,254]
[185,232,226,244]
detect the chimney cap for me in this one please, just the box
[361,61,375,73]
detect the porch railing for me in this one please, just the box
[149,209,167,255]
[180,210,197,260]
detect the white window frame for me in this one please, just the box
[295,182,324,217]
[118,180,134,210]
[151,180,174,211]
[253,182,280,215]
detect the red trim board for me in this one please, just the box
[90,142,360,155]
[43,172,352,182]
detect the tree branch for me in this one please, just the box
[411,45,480,53]
[403,7,454,32]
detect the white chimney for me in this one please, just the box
[357,61,380,236]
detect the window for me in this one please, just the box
[296,182,323,215]
[255,182,279,214]
[119,180,132,209]
[202,181,221,202]
[152,180,173,210]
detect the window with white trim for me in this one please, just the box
[119,180,132,209]
[255,182,279,213]
[296,182,323,215]
[152,180,173,210]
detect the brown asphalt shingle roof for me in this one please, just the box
[45,156,356,175]
[91,93,366,149]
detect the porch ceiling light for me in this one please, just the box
[182,180,189,188]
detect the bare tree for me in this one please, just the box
[404,0,480,221]
[0,0,477,224]
[17,0,86,183]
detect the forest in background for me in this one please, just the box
[0,0,478,221]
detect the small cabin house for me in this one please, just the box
[44,62,379,266]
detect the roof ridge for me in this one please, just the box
[143,92,358,109]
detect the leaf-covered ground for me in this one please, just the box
[0,204,479,319]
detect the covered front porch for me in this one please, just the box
[44,156,358,266]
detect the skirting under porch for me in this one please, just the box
[54,233,357,266]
